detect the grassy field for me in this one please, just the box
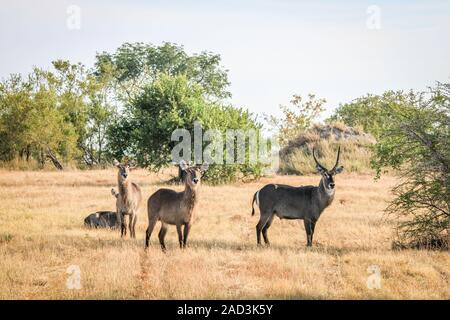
[0,169,448,299]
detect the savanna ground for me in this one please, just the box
[0,169,448,299]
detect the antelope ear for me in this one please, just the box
[200,162,209,172]
[113,159,120,167]
[316,165,326,175]
[179,160,189,171]
[334,166,344,174]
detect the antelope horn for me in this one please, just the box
[312,148,327,171]
[332,146,341,171]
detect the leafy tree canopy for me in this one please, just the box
[371,82,449,248]
[94,42,231,102]
[328,90,420,138]
[107,73,264,184]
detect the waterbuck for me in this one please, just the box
[113,159,142,238]
[145,160,209,251]
[84,211,117,229]
[251,147,343,247]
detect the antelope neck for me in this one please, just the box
[118,179,130,193]
[182,184,198,208]
[318,178,335,205]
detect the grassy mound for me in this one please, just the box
[279,123,376,174]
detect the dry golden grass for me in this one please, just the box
[0,169,448,299]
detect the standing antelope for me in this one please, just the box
[251,147,343,247]
[145,160,209,251]
[113,159,142,238]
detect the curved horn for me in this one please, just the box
[332,146,341,171]
[312,148,327,171]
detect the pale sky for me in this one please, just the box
[1,0,449,120]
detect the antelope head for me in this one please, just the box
[313,147,344,191]
[113,159,136,183]
[179,160,209,189]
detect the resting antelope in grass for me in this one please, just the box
[113,159,142,238]
[251,147,343,247]
[84,211,117,229]
[145,160,209,251]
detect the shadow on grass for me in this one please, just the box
[145,238,374,255]
[10,225,381,257]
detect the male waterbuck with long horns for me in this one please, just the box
[251,147,343,247]
[113,159,142,238]
[145,160,209,251]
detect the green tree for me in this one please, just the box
[265,94,326,146]
[0,74,31,161]
[0,60,116,168]
[94,42,231,102]
[107,73,264,184]
[328,90,419,138]
[51,60,117,167]
[372,82,449,249]
[0,68,79,167]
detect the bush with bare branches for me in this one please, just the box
[372,82,450,249]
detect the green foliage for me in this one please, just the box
[0,69,79,166]
[82,70,116,167]
[371,82,449,249]
[265,94,326,146]
[0,60,115,168]
[328,91,419,138]
[107,73,264,184]
[0,42,255,177]
[95,42,231,101]
[97,42,257,182]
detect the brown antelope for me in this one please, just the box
[113,159,142,238]
[251,147,343,247]
[145,160,209,251]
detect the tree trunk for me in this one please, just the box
[39,149,45,168]
[46,148,63,170]
[26,145,31,162]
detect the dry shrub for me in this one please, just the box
[279,123,376,174]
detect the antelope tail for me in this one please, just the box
[251,190,259,216]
